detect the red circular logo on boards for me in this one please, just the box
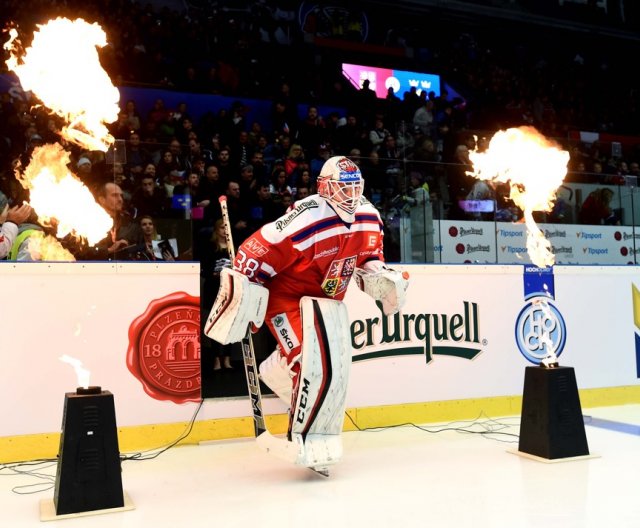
[127,292,201,403]
[449,226,458,237]
[456,243,465,254]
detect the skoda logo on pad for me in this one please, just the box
[274,315,284,327]
[515,297,566,365]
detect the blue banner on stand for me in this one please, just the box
[523,265,555,300]
[515,265,567,365]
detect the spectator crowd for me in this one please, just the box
[2,0,640,263]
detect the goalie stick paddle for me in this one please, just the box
[218,195,267,437]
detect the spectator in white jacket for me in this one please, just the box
[412,99,436,138]
[368,117,391,150]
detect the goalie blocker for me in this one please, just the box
[204,268,269,344]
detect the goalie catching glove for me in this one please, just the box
[204,268,269,344]
[354,261,410,315]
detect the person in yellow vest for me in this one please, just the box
[0,190,32,260]
[8,215,44,261]
[9,226,40,260]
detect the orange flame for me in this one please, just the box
[4,18,119,151]
[17,144,112,245]
[468,126,569,267]
[22,231,75,261]
[3,18,117,260]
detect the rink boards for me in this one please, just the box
[1,262,639,461]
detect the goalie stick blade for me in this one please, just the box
[309,466,330,477]
[256,430,300,464]
[257,432,339,476]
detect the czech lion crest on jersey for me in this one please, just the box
[321,255,357,296]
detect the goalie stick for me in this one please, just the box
[218,196,330,477]
[218,195,267,437]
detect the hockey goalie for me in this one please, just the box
[205,156,409,473]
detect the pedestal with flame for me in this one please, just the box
[40,386,134,521]
[515,365,593,462]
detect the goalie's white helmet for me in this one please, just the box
[318,156,364,222]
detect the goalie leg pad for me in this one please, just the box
[290,432,343,470]
[204,268,269,344]
[288,297,352,468]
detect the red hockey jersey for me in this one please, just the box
[233,195,385,314]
